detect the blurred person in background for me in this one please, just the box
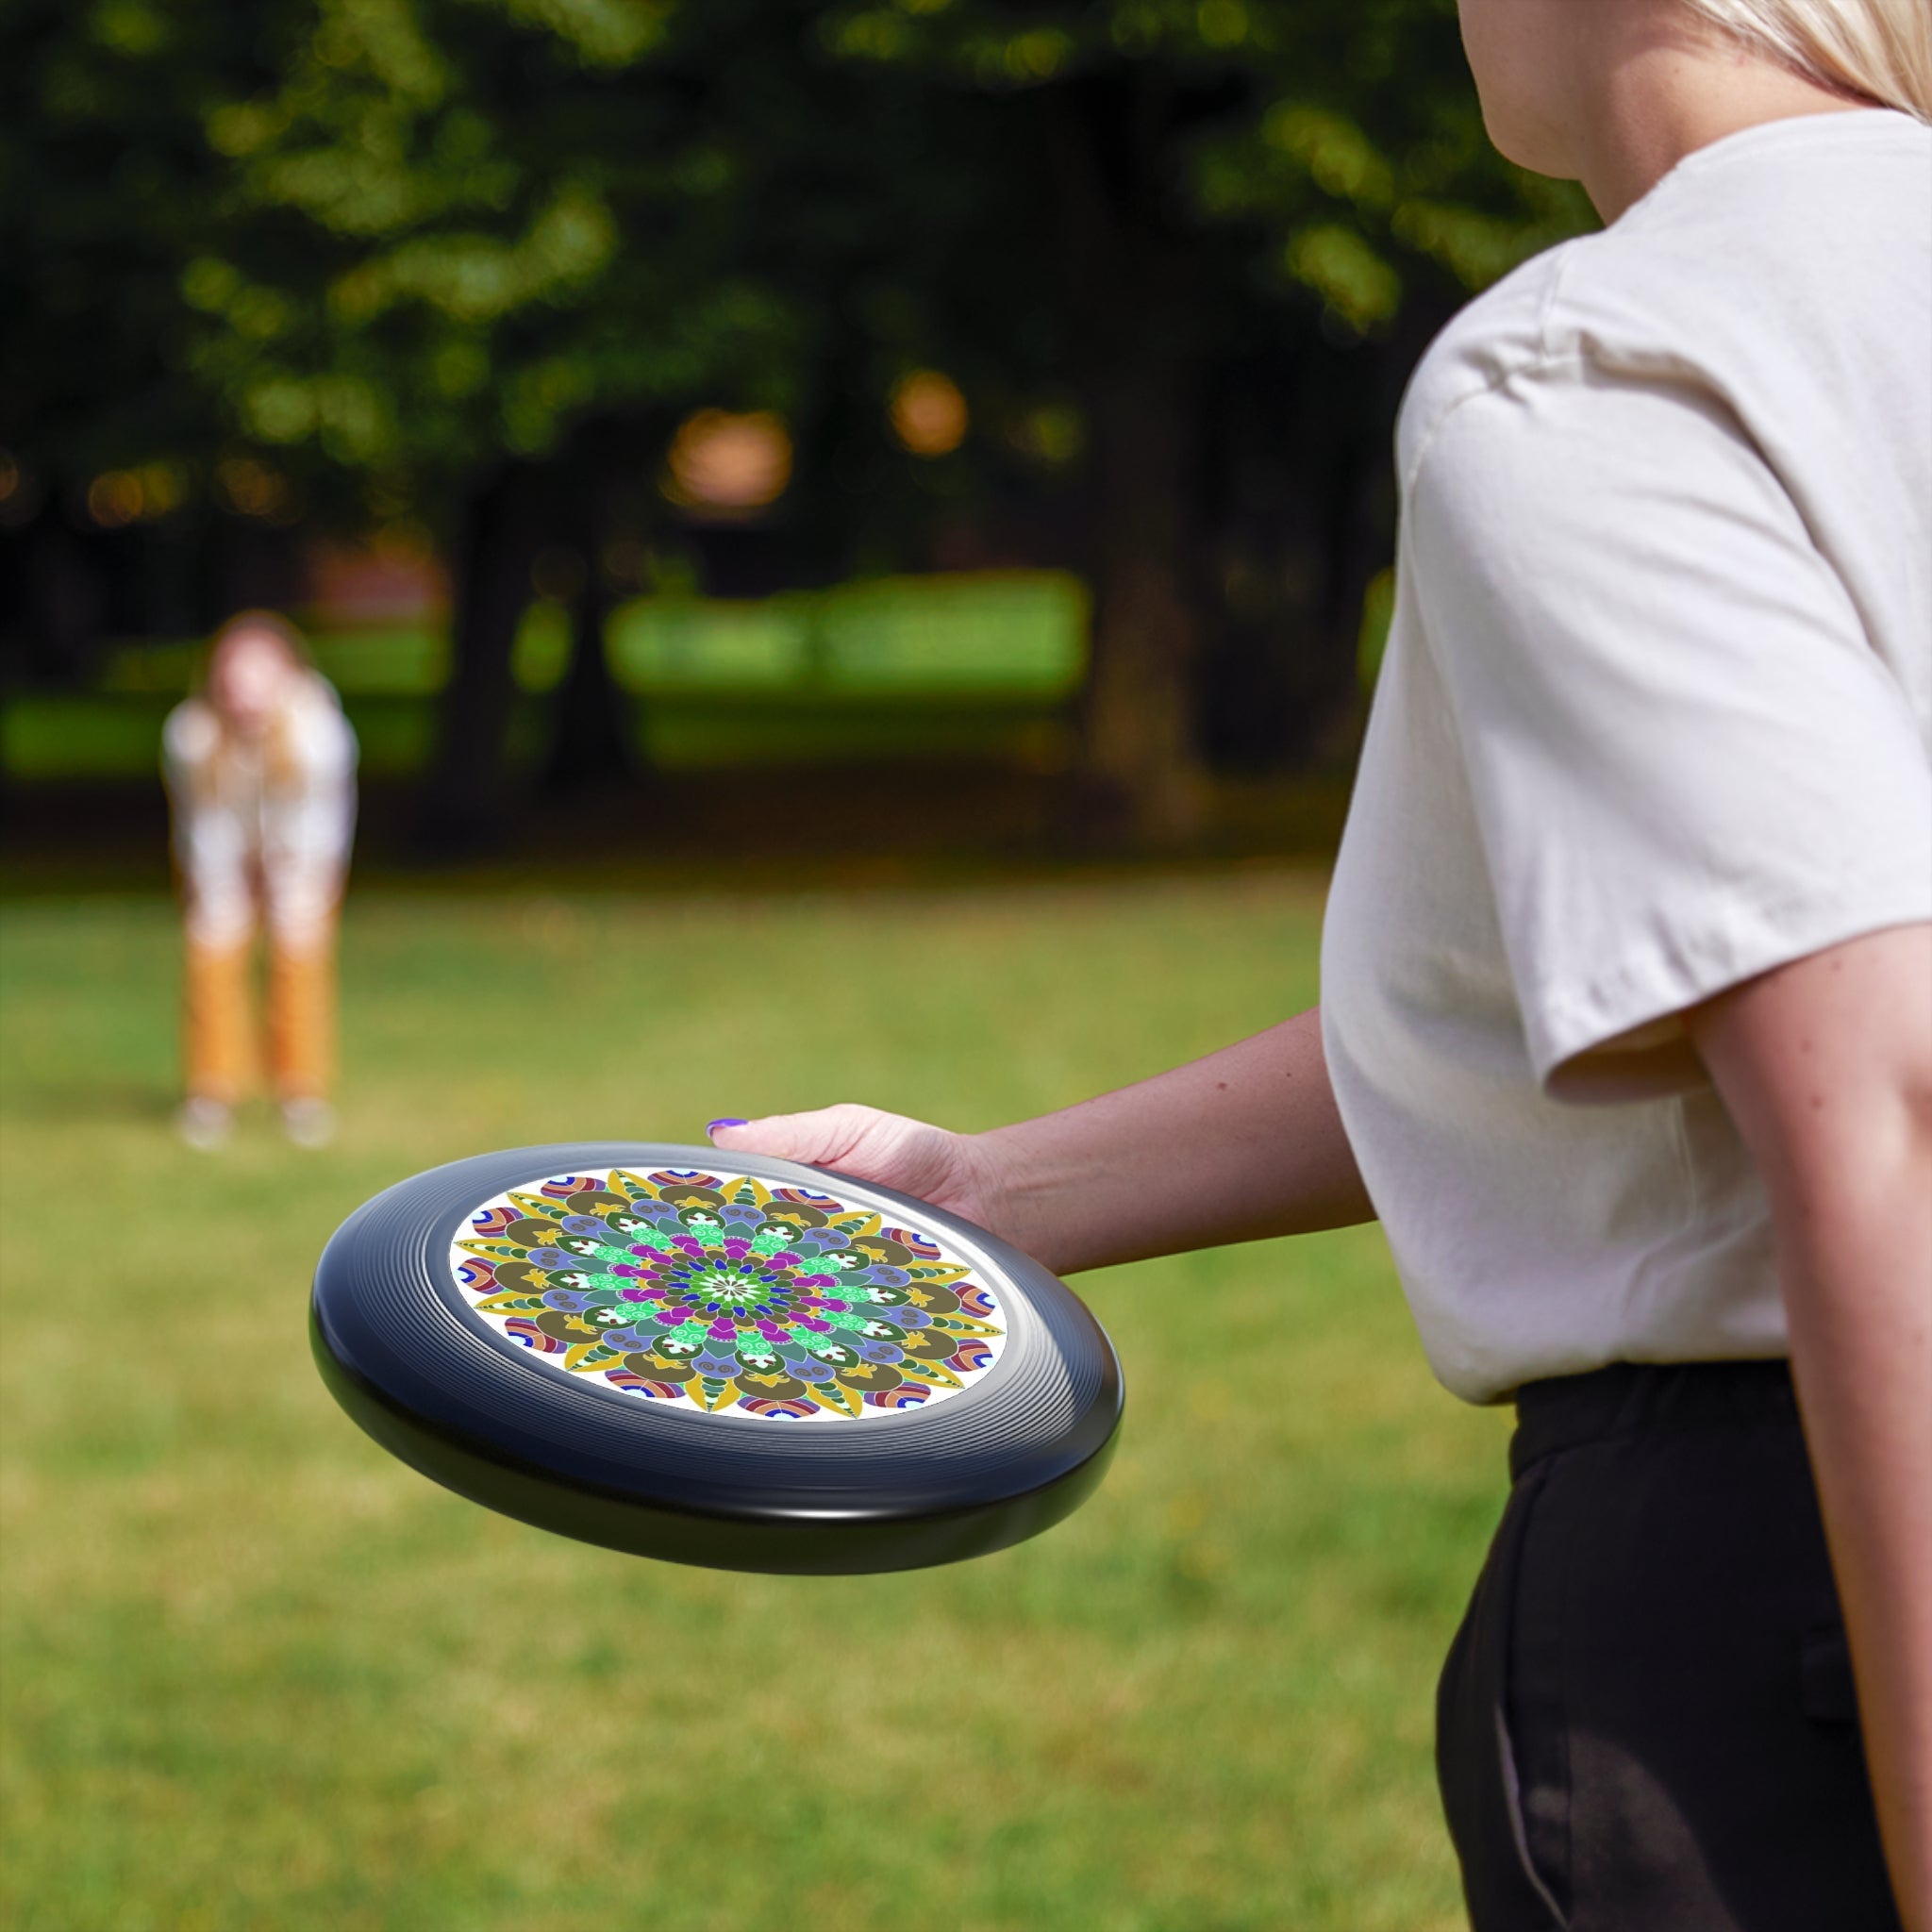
[163,611,358,1151]
[709,0,1932,1926]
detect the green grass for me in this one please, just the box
[0,874,1506,1931]
[4,573,1089,781]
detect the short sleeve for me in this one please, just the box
[1408,363,1932,1097]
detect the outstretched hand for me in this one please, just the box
[708,1105,1012,1241]
[703,1010,1372,1280]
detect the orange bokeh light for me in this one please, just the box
[87,471,145,528]
[890,371,969,458]
[663,409,792,514]
[213,457,292,522]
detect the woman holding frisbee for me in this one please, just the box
[711,1,1932,1924]
[164,611,358,1150]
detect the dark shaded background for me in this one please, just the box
[1,0,1593,875]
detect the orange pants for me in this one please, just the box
[184,923,337,1105]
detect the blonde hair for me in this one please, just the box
[1682,0,1932,121]
[207,608,312,681]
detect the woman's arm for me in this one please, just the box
[710,1005,1374,1277]
[1689,923,1932,1932]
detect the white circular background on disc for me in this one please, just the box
[448,1165,1007,1422]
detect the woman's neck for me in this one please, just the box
[1574,17,1877,223]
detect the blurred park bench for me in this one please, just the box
[2,570,1088,782]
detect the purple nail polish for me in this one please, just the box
[707,1118,748,1135]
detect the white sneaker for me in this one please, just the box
[280,1096,337,1149]
[176,1096,233,1151]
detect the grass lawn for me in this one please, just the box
[0,873,1507,1932]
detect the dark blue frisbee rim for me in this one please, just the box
[309,1143,1123,1572]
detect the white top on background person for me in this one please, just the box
[1321,106,1932,1404]
[162,619,358,953]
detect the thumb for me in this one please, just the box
[707,1103,961,1201]
[707,1105,874,1167]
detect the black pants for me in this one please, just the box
[1436,1360,1900,1932]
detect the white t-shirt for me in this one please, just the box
[163,672,358,950]
[1322,109,1932,1405]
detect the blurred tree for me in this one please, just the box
[808,0,1593,835]
[156,0,1024,843]
[4,0,1592,843]
[166,0,806,843]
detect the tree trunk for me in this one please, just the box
[541,418,658,799]
[541,553,634,797]
[13,509,107,687]
[417,460,542,857]
[1080,361,1205,844]
[1045,75,1210,848]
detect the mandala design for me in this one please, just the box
[450,1168,1007,1422]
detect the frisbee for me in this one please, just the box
[310,1143,1123,1574]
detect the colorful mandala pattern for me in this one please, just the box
[450,1168,1006,1422]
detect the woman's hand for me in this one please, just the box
[708,1106,1014,1240]
[708,1008,1373,1278]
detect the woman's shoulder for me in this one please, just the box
[1394,242,1583,485]
[1398,110,1931,490]
[162,696,221,768]
[291,667,346,716]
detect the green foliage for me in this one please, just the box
[6,0,1593,521]
[808,0,1592,326]
[0,878,1509,1929]
[169,0,813,498]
